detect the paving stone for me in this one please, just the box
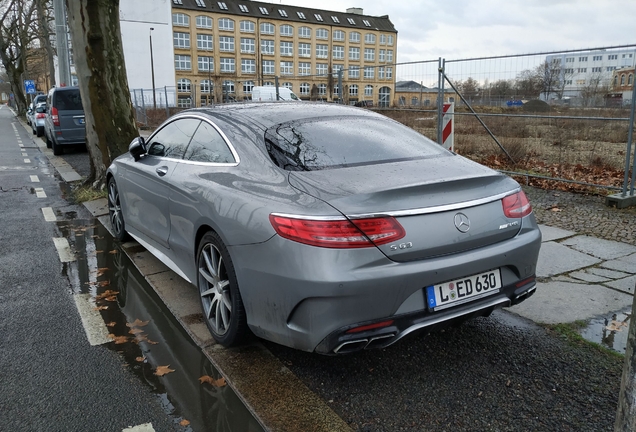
[601,259,636,274]
[617,252,636,265]
[552,275,586,284]
[604,275,636,295]
[537,241,601,278]
[587,267,631,280]
[539,225,576,242]
[568,271,609,283]
[83,198,109,217]
[561,235,636,260]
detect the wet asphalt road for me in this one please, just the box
[48,126,625,431]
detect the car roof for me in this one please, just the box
[186,102,383,129]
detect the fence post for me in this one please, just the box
[338,68,343,104]
[623,81,636,196]
[437,57,444,145]
[275,76,280,100]
[164,87,169,118]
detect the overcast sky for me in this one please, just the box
[280,0,636,62]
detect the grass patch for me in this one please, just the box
[542,321,624,360]
[72,184,107,203]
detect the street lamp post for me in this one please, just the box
[149,27,157,109]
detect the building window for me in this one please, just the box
[297,12,306,19]
[240,20,255,33]
[350,32,360,43]
[173,0,183,5]
[565,57,574,62]
[241,59,256,74]
[220,58,235,73]
[379,49,385,62]
[173,32,190,49]
[178,97,192,108]
[316,63,327,76]
[614,76,618,86]
[283,82,293,90]
[238,4,249,13]
[386,67,393,79]
[332,64,343,75]
[577,68,587,73]
[333,30,344,41]
[300,82,310,95]
[364,66,375,79]
[607,66,617,71]
[219,18,234,31]
[348,66,360,78]
[240,37,255,53]
[380,35,386,45]
[565,80,572,85]
[299,26,311,38]
[564,68,574,74]
[200,79,213,93]
[243,81,254,93]
[263,82,274,86]
[411,97,418,105]
[333,45,344,60]
[318,83,326,95]
[629,74,633,86]
[378,86,391,107]
[278,9,288,17]
[349,84,358,96]
[608,54,618,60]
[364,85,373,96]
[347,18,355,25]
[316,44,328,58]
[314,14,323,22]
[331,16,340,24]
[173,13,189,27]
[578,56,588,62]
[593,55,602,61]
[365,33,376,44]
[349,47,360,60]
[387,35,394,45]
[195,0,206,7]
[175,55,191,70]
[261,39,274,55]
[196,15,212,29]
[198,56,213,71]
[378,67,384,79]
[217,2,228,10]
[219,36,234,52]
[621,75,626,85]
[280,41,293,56]
[299,62,311,75]
[591,67,602,73]
[197,34,213,50]
[364,48,375,61]
[260,22,274,34]
[280,61,293,75]
[298,43,311,57]
[259,6,269,15]
[223,80,235,93]
[386,50,393,63]
[177,78,191,93]
[262,60,274,75]
[316,28,328,39]
[280,25,293,37]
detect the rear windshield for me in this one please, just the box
[55,90,83,111]
[265,115,447,171]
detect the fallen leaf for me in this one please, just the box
[550,207,562,212]
[129,328,144,335]
[93,305,109,311]
[180,419,190,427]
[199,375,226,387]
[109,250,119,255]
[155,365,175,376]
[97,280,111,287]
[135,356,145,362]
[606,320,628,332]
[95,289,119,300]
[95,250,103,254]
[108,334,129,344]
[93,267,109,277]
[106,322,116,327]
[126,319,150,328]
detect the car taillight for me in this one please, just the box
[51,106,59,126]
[269,215,405,248]
[502,191,532,218]
[36,113,46,119]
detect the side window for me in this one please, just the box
[184,121,235,163]
[147,118,201,159]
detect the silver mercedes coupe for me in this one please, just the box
[107,102,541,354]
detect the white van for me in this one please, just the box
[251,86,301,102]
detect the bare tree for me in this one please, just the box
[35,0,55,88]
[64,0,138,187]
[515,69,542,99]
[536,60,564,101]
[580,73,608,107]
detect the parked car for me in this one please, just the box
[251,86,301,102]
[106,103,541,354]
[26,94,47,126]
[30,102,47,137]
[44,86,86,155]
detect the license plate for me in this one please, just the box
[79,118,85,124]
[426,269,501,311]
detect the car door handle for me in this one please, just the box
[156,166,169,177]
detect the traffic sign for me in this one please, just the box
[24,80,36,94]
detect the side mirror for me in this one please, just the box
[129,137,147,161]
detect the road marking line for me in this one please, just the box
[52,237,75,262]
[24,158,31,163]
[30,175,39,182]
[42,207,56,221]
[34,188,46,198]
[22,152,28,157]
[19,143,24,147]
[73,294,112,346]
[122,424,155,432]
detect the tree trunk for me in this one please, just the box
[36,0,56,88]
[615,281,636,431]
[64,0,138,188]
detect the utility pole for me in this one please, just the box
[149,28,156,109]
[53,0,70,86]
[615,281,636,431]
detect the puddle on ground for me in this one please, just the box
[580,310,632,354]
[57,219,264,432]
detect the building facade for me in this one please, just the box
[169,0,397,106]
[395,81,457,108]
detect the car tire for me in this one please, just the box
[51,138,63,155]
[45,132,52,149]
[31,124,36,135]
[36,127,43,137]
[107,177,129,242]
[197,231,249,347]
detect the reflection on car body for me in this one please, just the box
[107,102,541,355]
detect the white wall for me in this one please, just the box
[119,0,175,91]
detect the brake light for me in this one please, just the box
[346,320,394,334]
[269,215,405,248]
[36,113,46,119]
[502,191,532,218]
[51,106,59,126]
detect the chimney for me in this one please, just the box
[346,7,363,15]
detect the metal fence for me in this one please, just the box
[129,44,636,199]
